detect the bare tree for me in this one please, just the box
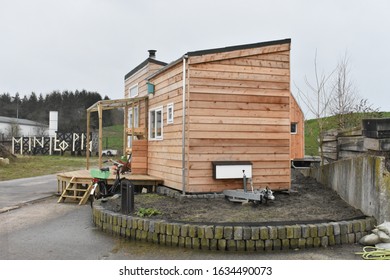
[330,53,382,129]
[295,50,336,165]
[329,53,358,129]
[6,121,21,139]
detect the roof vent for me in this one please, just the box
[148,50,156,58]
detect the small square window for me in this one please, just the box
[291,123,298,134]
[167,103,174,124]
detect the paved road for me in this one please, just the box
[0,175,373,260]
[0,174,57,211]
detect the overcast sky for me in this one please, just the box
[1,0,389,118]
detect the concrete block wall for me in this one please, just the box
[303,155,390,224]
[92,205,375,251]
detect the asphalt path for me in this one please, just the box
[0,174,57,211]
[0,175,377,261]
[0,195,368,260]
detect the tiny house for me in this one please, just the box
[124,39,304,193]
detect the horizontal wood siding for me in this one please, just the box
[187,45,291,193]
[124,61,166,163]
[290,94,305,159]
[131,140,148,174]
[125,62,165,98]
[147,63,184,190]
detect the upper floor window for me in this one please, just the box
[129,84,138,98]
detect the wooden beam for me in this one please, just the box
[124,105,128,155]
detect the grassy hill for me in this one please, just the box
[304,112,390,156]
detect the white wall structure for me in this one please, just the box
[49,111,58,137]
[0,116,48,138]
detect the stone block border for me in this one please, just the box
[92,205,376,251]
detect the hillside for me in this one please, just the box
[304,112,390,156]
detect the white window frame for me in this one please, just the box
[128,106,139,128]
[291,123,298,134]
[149,106,163,140]
[129,84,139,98]
[167,103,174,124]
[127,106,139,148]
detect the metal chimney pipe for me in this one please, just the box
[148,50,156,58]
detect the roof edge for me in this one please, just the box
[146,56,184,81]
[186,38,291,57]
[124,58,167,80]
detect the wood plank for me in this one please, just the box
[188,44,290,64]
[189,123,289,133]
[190,108,290,118]
[190,92,289,104]
[190,100,289,111]
[148,145,182,153]
[190,86,290,96]
[190,63,290,76]
[189,131,290,140]
[148,63,183,85]
[190,69,290,83]
[189,138,289,147]
[189,116,290,126]
[188,153,290,162]
[189,145,290,154]
[149,79,182,99]
[209,57,290,69]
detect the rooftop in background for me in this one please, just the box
[0,116,48,127]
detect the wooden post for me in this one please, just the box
[98,102,103,168]
[86,110,90,170]
[123,105,128,155]
[145,98,148,140]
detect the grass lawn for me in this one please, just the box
[102,124,123,152]
[0,155,99,181]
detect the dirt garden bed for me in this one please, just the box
[99,169,365,225]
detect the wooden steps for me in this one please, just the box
[57,176,92,205]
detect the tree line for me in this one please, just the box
[0,90,123,133]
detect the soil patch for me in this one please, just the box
[99,169,365,224]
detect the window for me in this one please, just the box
[167,103,174,124]
[127,106,139,148]
[128,106,139,128]
[149,107,163,140]
[129,84,138,98]
[291,123,298,134]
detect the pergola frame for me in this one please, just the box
[86,96,148,169]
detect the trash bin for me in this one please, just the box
[121,180,134,214]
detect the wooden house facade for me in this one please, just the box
[124,39,304,193]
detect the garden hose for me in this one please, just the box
[356,246,390,260]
